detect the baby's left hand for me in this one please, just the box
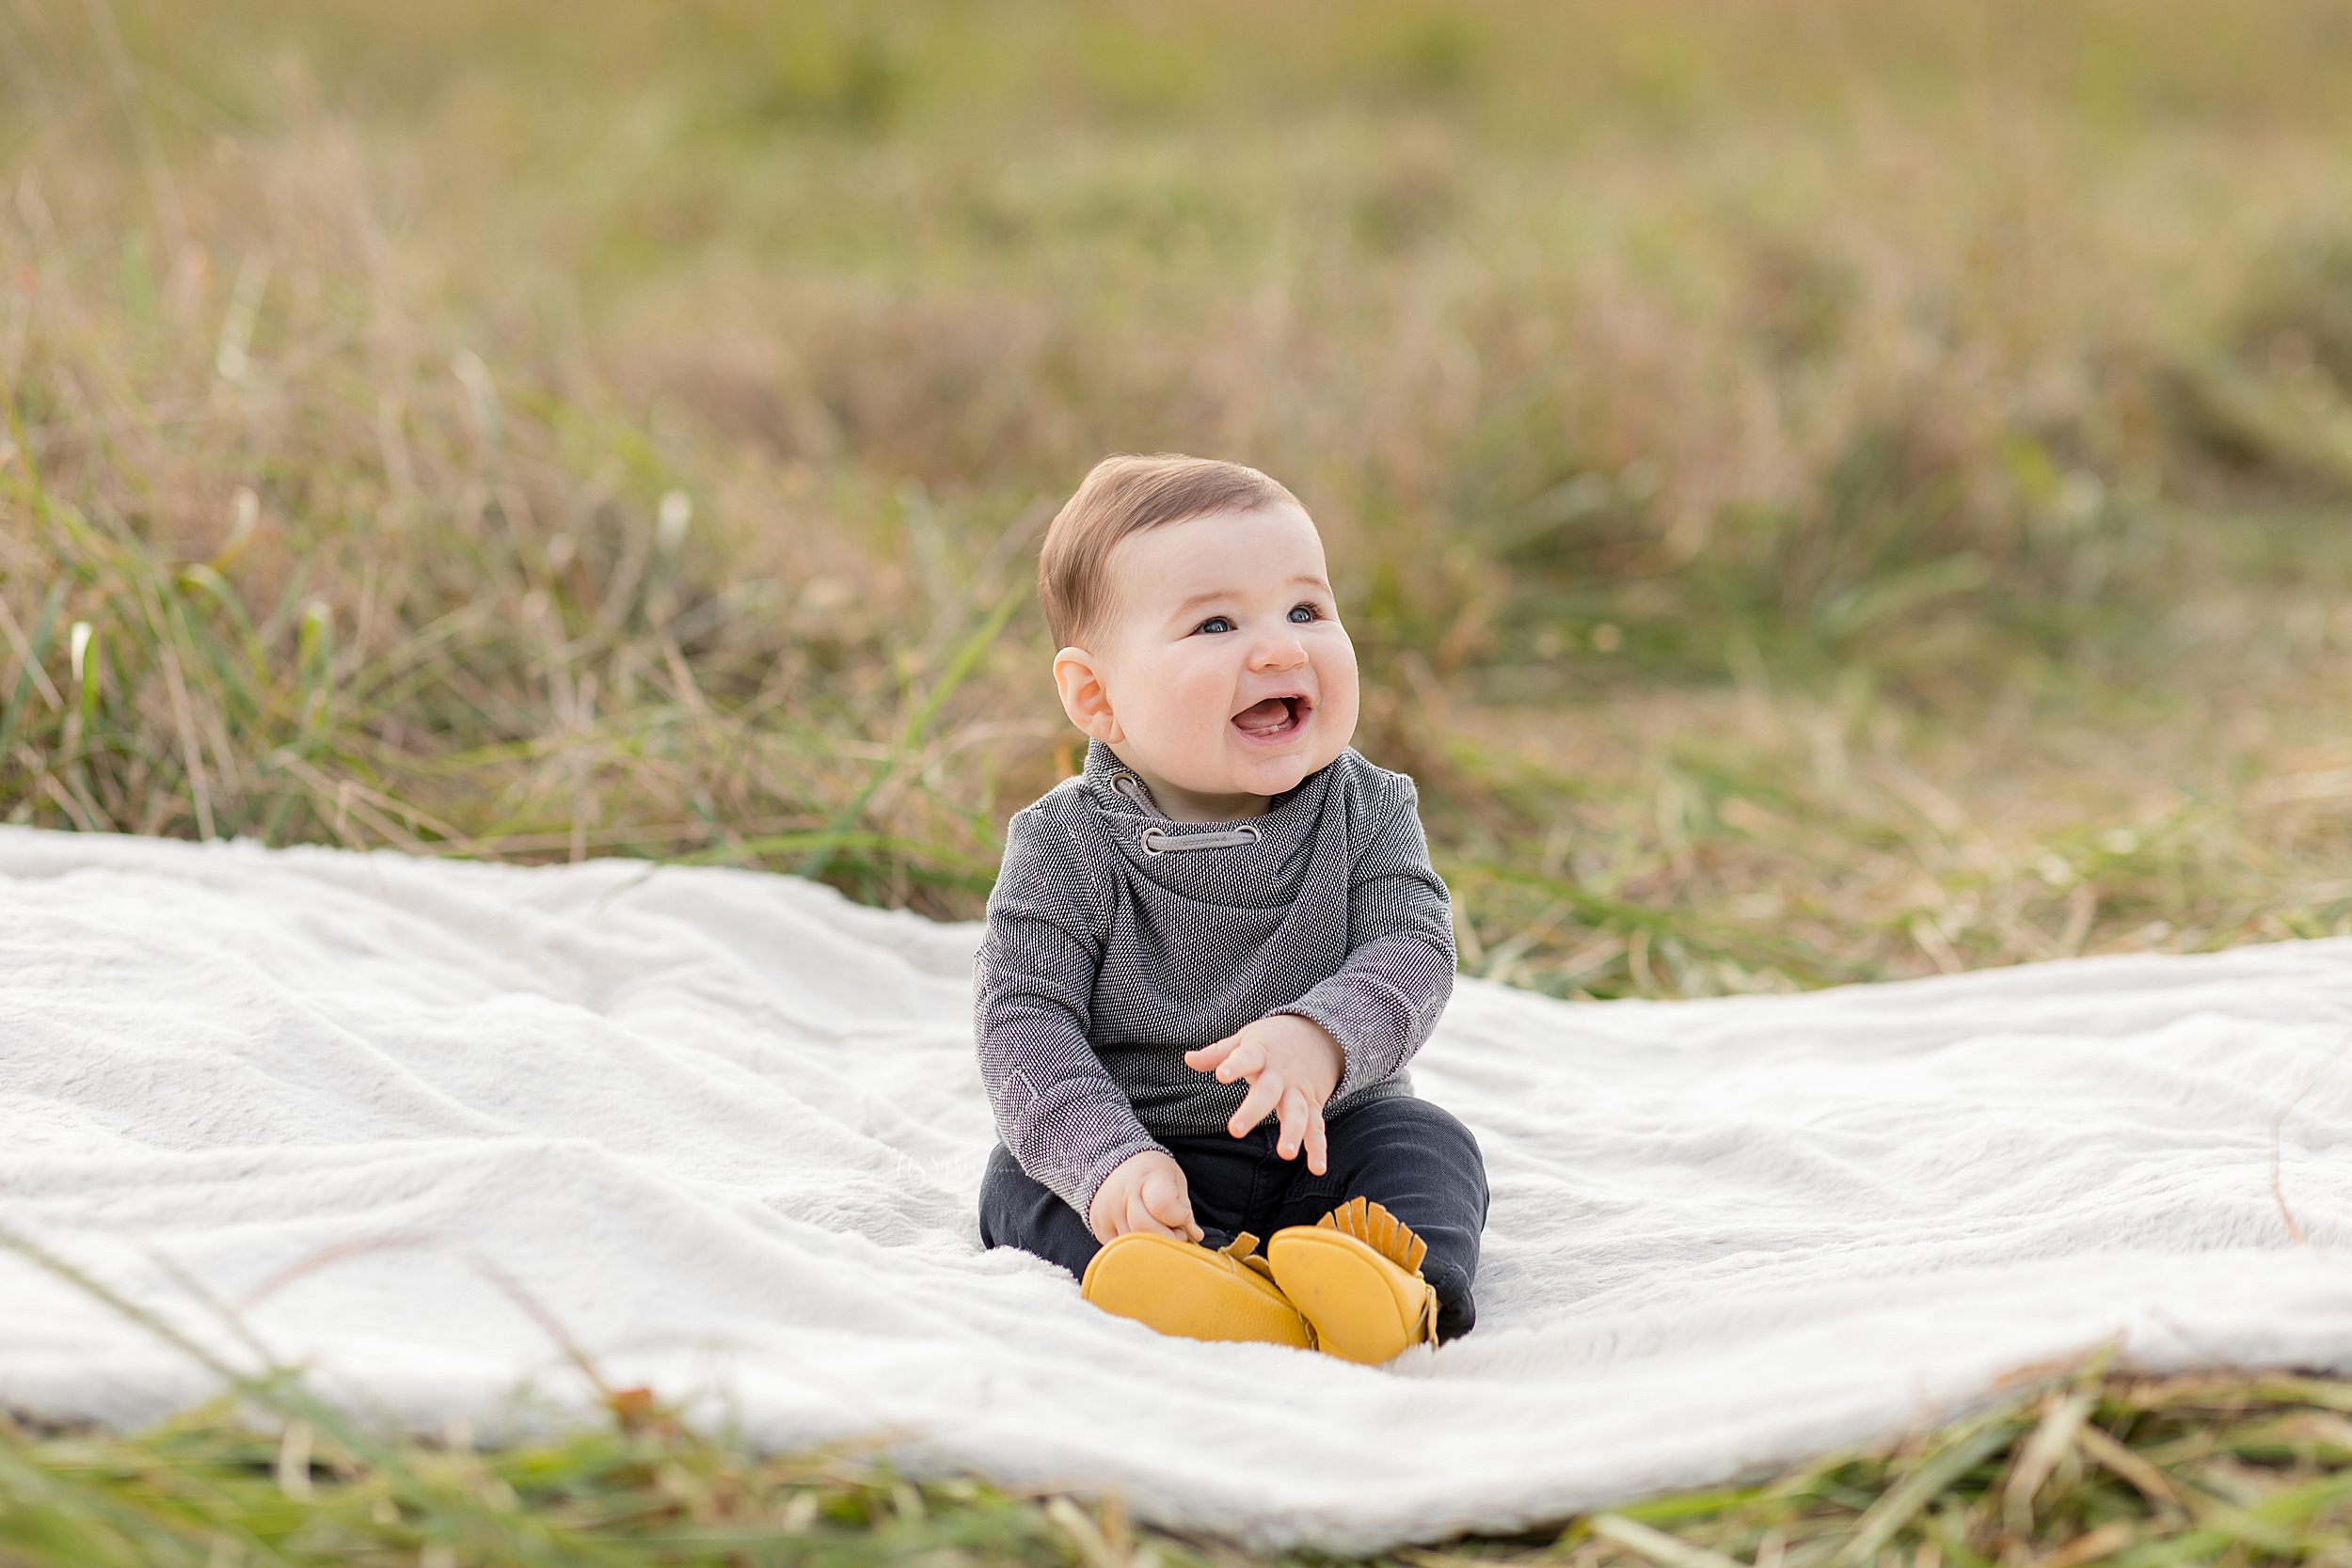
[1184,1014,1343,1174]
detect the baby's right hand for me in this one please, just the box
[1087,1149,1203,1245]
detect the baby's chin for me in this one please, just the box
[1217,732,1349,799]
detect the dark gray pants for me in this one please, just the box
[979,1095,1488,1340]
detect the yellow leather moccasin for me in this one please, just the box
[1079,1231,1315,1349]
[1265,1197,1440,1366]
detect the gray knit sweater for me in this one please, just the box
[973,739,1456,1217]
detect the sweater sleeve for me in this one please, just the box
[1277,778,1456,1102]
[973,804,1164,1220]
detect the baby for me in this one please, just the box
[975,453,1487,1362]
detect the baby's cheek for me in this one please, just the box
[1177,668,1236,730]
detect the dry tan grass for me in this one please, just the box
[5,2,2351,956]
[1424,669,2352,997]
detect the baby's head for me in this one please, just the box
[1040,454,1359,822]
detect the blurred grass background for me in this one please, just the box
[5,0,2352,999]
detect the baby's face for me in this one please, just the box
[1063,502,1359,819]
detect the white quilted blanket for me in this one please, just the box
[4,828,2349,1550]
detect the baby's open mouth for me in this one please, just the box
[1232,694,1311,739]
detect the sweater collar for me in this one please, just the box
[1077,739,1343,898]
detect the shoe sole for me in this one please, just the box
[1264,1228,1427,1365]
[1080,1234,1314,1348]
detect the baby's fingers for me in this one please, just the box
[1209,1037,1267,1086]
[1182,1037,1238,1073]
[1140,1172,1203,1243]
[1274,1085,1313,1162]
[1124,1185,1184,1241]
[1274,1089,1329,1174]
[1227,1070,1283,1139]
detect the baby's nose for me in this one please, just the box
[1249,631,1309,669]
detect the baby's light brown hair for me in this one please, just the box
[1038,453,1301,651]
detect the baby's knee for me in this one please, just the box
[977,1145,1102,1276]
[976,1143,1037,1248]
[1340,1096,1486,1180]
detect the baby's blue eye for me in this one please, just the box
[1195,615,1233,635]
[1288,604,1317,624]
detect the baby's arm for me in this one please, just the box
[1185,780,1454,1167]
[1275,778,1455,1098]
[975,811,1200,1243]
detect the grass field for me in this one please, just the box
[17,1347,2352,1568]
[5,0,2352,1561]
[8,0,2352,995]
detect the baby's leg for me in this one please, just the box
[977,1144,1101,1280]
[1272,1097,1488,1340]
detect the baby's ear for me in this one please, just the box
[1052,646,1122,744]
